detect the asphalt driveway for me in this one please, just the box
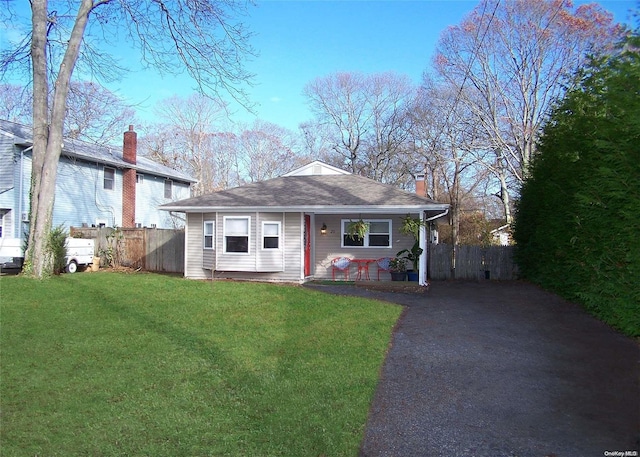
[306,281,639,457]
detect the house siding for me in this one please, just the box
[185,212,208,279]
[0,136,14,192]
[313,213,415,280]
[256,213,285,272]
[136,174,191,228]
[184,211,303,282]
[0,141,17,239]
[183,211,418,282]
[55,156,122,228]
[284,213,304,280]
[0,148,30,239]
[202,212,216,271]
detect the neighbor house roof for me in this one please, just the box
[160,172,449,215]
[0,119,196,183]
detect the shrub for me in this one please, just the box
[48,225,68,275]
[513,34,640,337]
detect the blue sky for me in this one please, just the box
[114,1,483,130]
[114,0,635,131]
[3,0,636,131]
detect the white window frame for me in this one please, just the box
[104,166,115,190]
[203,220,215,250]
[136,174,144,184]
[223,216,250,254]
[341,219,392,248]
[164,179,173,199]
[261,221,281,250]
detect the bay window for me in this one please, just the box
[224,216,250,253]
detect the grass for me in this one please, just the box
[0,272,402,457]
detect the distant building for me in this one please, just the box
[0,119,196,242]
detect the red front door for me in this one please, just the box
[304,214,311,277]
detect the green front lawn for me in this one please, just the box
[0,272,402,456]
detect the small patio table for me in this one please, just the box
[352,259,376,280]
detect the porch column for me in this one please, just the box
[419,216,428,286]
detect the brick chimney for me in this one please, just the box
[415,173,426,197]
[123,124,137,164]
[122,125,137,228]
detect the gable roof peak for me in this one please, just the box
[283,160,350,177]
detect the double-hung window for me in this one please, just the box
[224,216,250,253]
[203,221,215,249]
[342,219,391,248]
[164,179,173,199]
[262,221,281,249]
[104,167,115,190]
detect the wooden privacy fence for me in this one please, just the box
[70,227,185,273]
[428,244,518,280]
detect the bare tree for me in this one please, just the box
[304,72,369,174]
[433,0,625,222]
[65,81,136,144]
[0,0,255,277]
[299,120,344,169]
[141,98,307,193]
[237,120,306,182]
[411,81,489,249]
[360,73,415,185]
[143,93,229,196]
[0,84,32,123]
[206,131,243,190]
[303,71,416,184]
[2,80,136,144]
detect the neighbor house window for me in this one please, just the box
[136,174,144,184]
[204,221,215,249]
[342,219,391,248]
[164,179,173,199]
[262,221,281,249]
[104,167,115,190]
[0,210,4,237]
[224,216,250,253]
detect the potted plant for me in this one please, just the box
[398,215,426,282]
[346,218,370,241]
[397,241,423,281]
[389,257,407,281]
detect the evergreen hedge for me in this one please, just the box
[514,35,640,337]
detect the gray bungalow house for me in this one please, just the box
[160,161,449,285]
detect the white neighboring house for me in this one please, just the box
[0,119,196,268]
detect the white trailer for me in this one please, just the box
[64,238,95,273]
[0,237,96,273]
[0,238,24,270]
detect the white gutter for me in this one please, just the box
[419,208,450,286]
[425,207,449,222]
[18,146,33,242]
[159,204,450,214]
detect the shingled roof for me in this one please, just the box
[161,173,448,214]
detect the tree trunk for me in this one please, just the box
[24,0,95,278]
[24,0,51,276]
[498,171,512,225]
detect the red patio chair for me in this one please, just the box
[375,257,392,280]
[331,256,352,280]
